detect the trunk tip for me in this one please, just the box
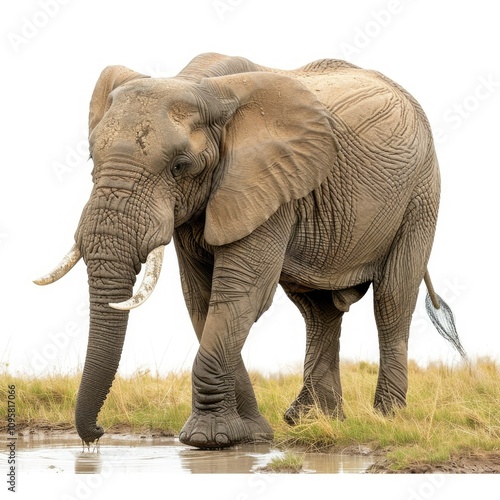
[77,425,105,445]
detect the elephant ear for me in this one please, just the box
[176,52,262,82]
[201,72,337,246]
[88,65,150,132]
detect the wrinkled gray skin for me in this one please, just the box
[41,53,441,448]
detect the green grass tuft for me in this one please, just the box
[259,452,304,473]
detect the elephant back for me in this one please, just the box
[293,58,361,74]
[296,68,422,155]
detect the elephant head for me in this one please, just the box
[35,61,336,444]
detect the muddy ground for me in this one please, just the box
[368,453,500,474]
[6,424,500,473]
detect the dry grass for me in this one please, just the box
[0,369,192,435]
[1,358,499,470]
[254,359,500,469]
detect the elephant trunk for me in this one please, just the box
[75,245,167,443]
[35,161,174,443]
[74,187,172,443]
[75,272,132,443]
[75,256,136,444]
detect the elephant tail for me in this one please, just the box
[423,271,468,361]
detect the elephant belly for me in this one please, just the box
[281,175,406,292]
[280,255,376,293]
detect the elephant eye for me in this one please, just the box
[171,157,191,177]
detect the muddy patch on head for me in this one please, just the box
[135,120,152,155]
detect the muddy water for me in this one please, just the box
[3,434,374,474]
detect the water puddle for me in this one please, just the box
[2,434,374,474]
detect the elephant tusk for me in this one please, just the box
[109,246,165,311]
[33,244,82,286]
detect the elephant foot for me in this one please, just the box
[179,408,250,449]
[284,401,306,425]
[374,395,406,416]
[240,414,274,443]
[284,388,344,425]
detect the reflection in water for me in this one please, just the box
[3,436,375,474]
[302,451,373,474]
[75,452,103,474]
[179,444,281,474]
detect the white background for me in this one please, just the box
[2,1,499,380]
[2,1,498,498]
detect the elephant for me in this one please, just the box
[35,52,460,449]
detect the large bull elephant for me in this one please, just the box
[35,53,460,449]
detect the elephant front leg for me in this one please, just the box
[179,350,273,448]
[179,314,266,449]
[234,358,274,441]
[175,235,272,446]
[179,240,285,448]
[179,346,249,448]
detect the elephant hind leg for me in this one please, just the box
[373,277,417,414]
[373,186,438,414]
[282,288,344,424]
